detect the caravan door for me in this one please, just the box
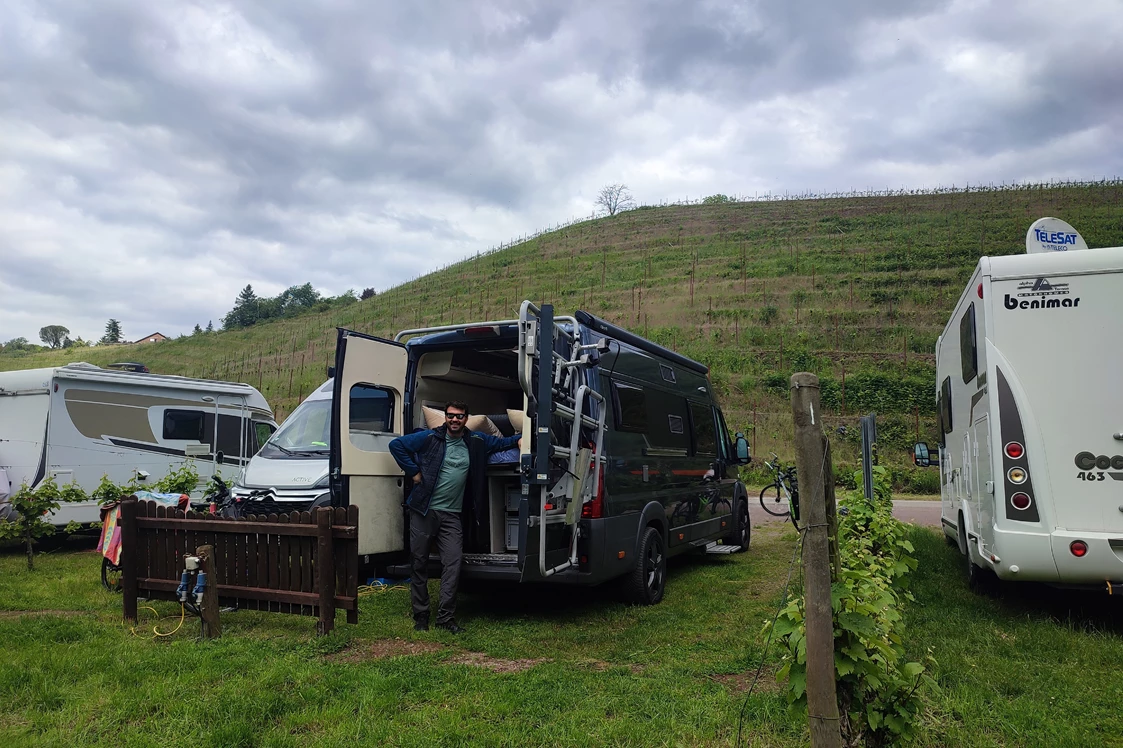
[330,330,409,556]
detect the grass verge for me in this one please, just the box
[0,525,806,747]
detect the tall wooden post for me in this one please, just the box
[790,373,842,748]
[197,544,221,638]
[315,508,335,635]
[120,495,138,623]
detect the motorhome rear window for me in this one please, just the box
[610,381,647,433]
[163,410,205,441]
[690,403,717,456]
[960,303,978,383]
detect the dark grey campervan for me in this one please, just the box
[329,302,751,604]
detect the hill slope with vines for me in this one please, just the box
[4,182,1122,479]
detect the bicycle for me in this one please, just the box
[759,453,800,529]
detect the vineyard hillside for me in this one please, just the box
[5,183,1121,483]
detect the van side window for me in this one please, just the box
[164,409,205,441]
[644,389,690,451]
[960,303,978,383]
[690,402,717,456]
[940,377,953,435]
[611,381,647,433]
[659,364,676,383]
[349,384,394,451]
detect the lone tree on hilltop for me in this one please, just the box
[361,287,376,300]
[193,323,203,335]
[223,285,260,329]
[100,319,123,345]
[596,183,636,216]
[39,325,70,349]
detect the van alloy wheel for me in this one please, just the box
[621,527,667,605]
[721,500,750,552]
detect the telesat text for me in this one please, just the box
[1034,228,1079,246]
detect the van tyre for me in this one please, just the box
[721,500,750,552]
[622,527,666,605]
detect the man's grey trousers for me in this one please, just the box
[409,508,462,625]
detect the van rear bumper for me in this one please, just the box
[387,556,602,585]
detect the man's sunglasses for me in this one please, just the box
[445,412,468,420]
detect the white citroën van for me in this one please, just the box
[915,218,1123,590]
[231,379,335,508]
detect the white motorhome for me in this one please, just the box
[0,363,277,526]
[231,379,334,508]
[915,218,1123,589]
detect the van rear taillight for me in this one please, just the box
[581,462,605,519]
[1010,492,1032,510]
[1004,442,1024,459]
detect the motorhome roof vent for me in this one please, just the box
[1025,217,1089,254]
[63,362,101,370]
[107,362,150,373]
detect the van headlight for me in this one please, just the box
[313,476,330,489]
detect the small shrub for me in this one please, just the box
[0,477,86,570]
[903,468,941,494]
[759,305,778,325]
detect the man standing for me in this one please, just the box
[388,401,520,633]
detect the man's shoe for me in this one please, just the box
[436,620,465,634]
[414,620,429,632]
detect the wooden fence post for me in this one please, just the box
[790,373,842,748]
[121,495,138,623]
[316,508,335,635]
[197,544,221,638]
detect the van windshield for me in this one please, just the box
[260,399,331,458]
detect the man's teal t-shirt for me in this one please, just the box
[428,432,469,513]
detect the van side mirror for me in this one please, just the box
[734,433,751,464]
[327,365,336,379]
[913,442,938,467]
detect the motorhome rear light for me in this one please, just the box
[1010,492,1032,510]
[461,325,500,337]
[977,283,984,299]
[1007,467,1027,484]
[1070,540,1088,557]
[1004,442,1025,459]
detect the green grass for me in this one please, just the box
[906,528,1123,747]
[5,525,1123,745]
[0,526,807,747]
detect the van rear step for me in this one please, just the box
[705,542,739,554]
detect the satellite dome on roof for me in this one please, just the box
[1025,217,1089,254]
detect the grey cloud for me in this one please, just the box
[1,0,1121,344]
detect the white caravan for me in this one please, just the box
[0,363,277,526]
[915,218,1123,589]
[231,379,334,508]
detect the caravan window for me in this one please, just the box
[645,389,690,451]
[960,303,978,383]
[690,402,717,456]
[611,381,648,433]
[164,410,205,441]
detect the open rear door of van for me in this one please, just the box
[330,329,409,557]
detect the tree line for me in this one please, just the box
[216,283,371,330]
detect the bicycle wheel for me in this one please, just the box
[759,484,790,517]
[101,557,122,593]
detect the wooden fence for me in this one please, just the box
[119,497,359,634]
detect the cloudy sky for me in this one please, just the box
[2,0,1120,344]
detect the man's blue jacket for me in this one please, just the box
[388,425,520,517]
